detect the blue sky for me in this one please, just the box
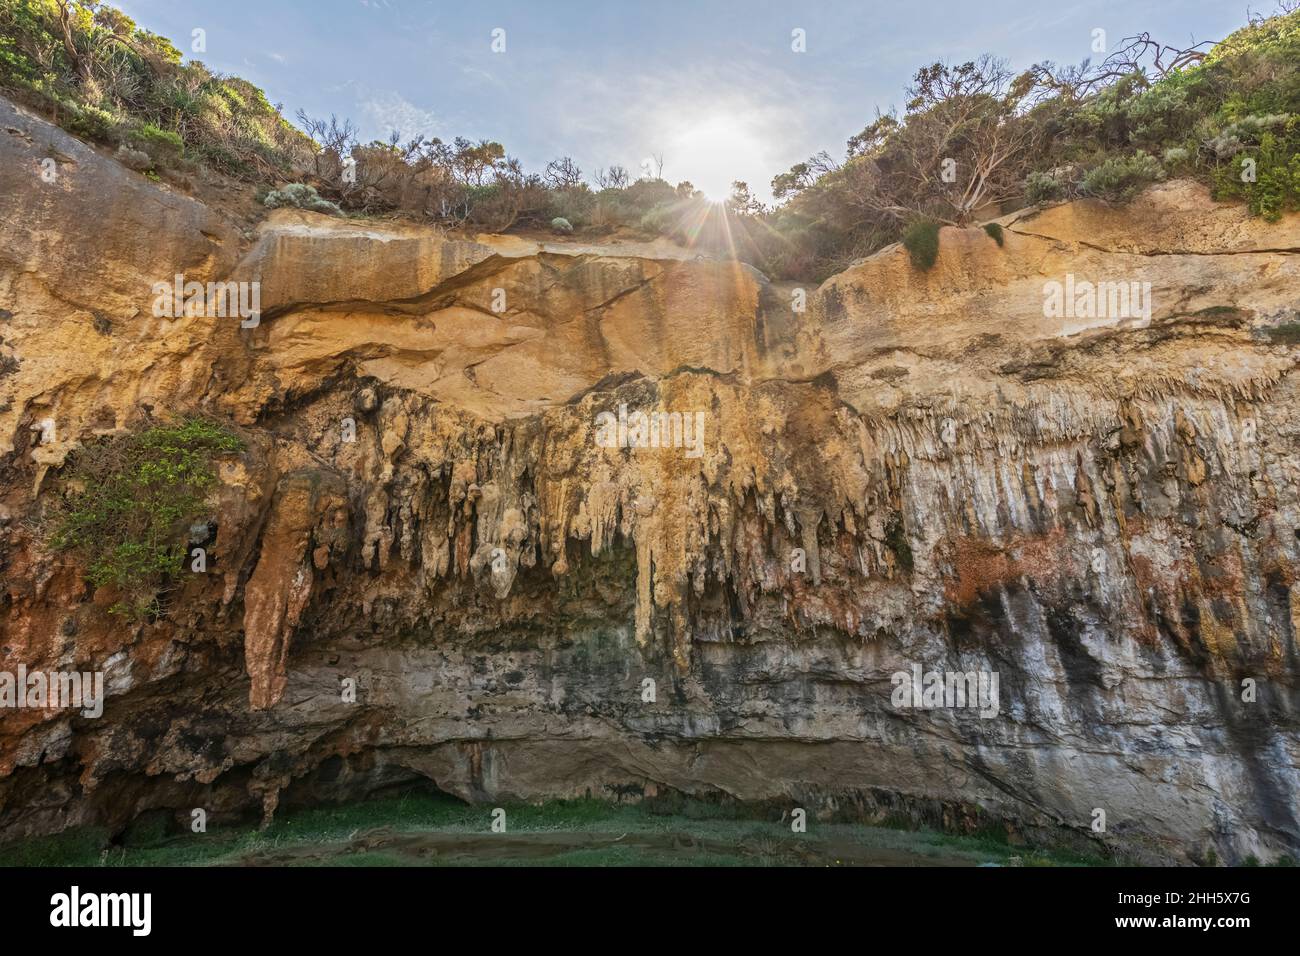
[115,0,1253,199]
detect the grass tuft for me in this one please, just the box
[902,219,941,271]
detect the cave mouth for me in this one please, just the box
[277,756,458,815]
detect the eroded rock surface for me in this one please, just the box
[1,99,1298,863]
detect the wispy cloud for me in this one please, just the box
[461,65,504,88]
[360,92,440,140]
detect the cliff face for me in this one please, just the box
[2,97,1299,863]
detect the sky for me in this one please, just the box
[114,0,1256,200]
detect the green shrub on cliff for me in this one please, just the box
[62,100,116,142]
[902,219,940,271]
[1079,151,1166,201]
[1211,120,1300,221]
[263,182,343,216]
[48,417,242,619]
[1024,170,1068,205]
[126,122,183,167]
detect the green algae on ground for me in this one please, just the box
[0,793,1109,868]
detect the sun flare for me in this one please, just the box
[664,113,768,200]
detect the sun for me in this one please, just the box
[664,113,768,201]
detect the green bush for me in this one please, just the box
[0,0,48,85]
[48,418,243,619]
[263,183,343,216]
[1025,170,1067,205]
[1205,114,1290,160]
[1213,122,1300,220]
[982,222,1005,246]
[63,102,118,143]
[1126,76,1200,146]
[902,219,940,271]
[127,123,184,166]
[637,202,677,235]
[193,141,254,178]
[1080,151,1166,201]
[545,186,595,227]
[550,216,573,234]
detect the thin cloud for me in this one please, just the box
[360,92,440,140]
[461,66,505,88]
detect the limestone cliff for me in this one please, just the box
[2,96,1298,864]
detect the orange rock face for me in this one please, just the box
[243,471,348,709]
